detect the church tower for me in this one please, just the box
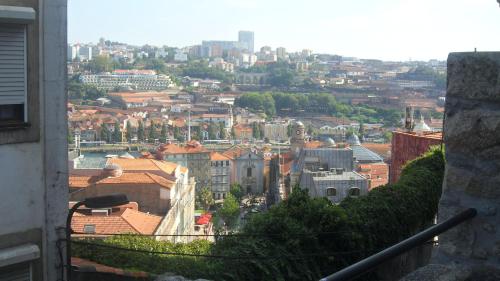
[290,121,306,158]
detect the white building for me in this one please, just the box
[0,2,68,280]
[79,46,92,61]
[68,44,79,61]
[80,70,174,90]
[264,122,289,141]
[210,152,232,200]
[174,51,188,62]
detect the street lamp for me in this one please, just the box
[66,194,129,281]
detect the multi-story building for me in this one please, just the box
[276,47,287,60]
[390,131,442,183]
[79,45,92,61]
[299,169,369,204]
[263,121,289,141]
[201,40,245,58]
[238,30,254,53]
[194,113,233,129]
[80,69,174,91]
[0,2,67,280]
[69,158,196,242]
[156,141,211,189]
[223,147,265,194]
[210,152,232,200]
[108,91,171,108]
[68,44,79,61]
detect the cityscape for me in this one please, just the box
[1,1,500,281]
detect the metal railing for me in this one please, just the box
[320,208,477,281]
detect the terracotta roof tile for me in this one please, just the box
[121,208,162,234]
[96,172,175,189]
[72,208,162,235]
[210,151,231,161]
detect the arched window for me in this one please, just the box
[326,188,337,197]
[349,187,360,197]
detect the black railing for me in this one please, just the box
[320,208,477,281]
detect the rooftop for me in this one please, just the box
[72,208,162,236]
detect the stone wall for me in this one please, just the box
[402,52,500,280]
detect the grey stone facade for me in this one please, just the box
[401,53,500,280]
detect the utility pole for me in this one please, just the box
[188,106,191,142]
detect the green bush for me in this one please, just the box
[73,147,445,281]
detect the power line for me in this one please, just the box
[70,240,372,260]
[70,229,360,237]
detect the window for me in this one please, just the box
[83,224,96,234]
[326,188,337,196]
[226,160,229,166]
[0,24,27,125]
[0,5,39,144]
[247,167,252,177]
[349,187,361,197]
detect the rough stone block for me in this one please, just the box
[447,52,500,101]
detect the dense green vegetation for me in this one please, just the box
[235,92,402,126]
[180,61,234,83]
[240,61,296,87]
[73,148,444,281]
[68,76,106,100]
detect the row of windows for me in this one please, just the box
[211,161,230,167]
[326,187,360,197]
[213,193,227,200]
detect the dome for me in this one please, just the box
[119,152,135,159]
[102,163,123,178]
[347,134,361,146]
[323,138,336,147]
[294,120,305,128]
[414,116,431,133]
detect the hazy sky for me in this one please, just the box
[68,0,500,61]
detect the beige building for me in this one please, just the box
[69,158,195,242]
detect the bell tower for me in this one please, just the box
[290,121,305,158]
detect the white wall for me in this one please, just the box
[0,0,68,280]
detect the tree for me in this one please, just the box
[100,125,110,143]
[148,122,156,143]
[137,121,145,142]
[358,122,365,137]
[383,131,393,143]
[219,122,227,140]
[68,131,74,144]
[218,193,240,228]
[160,123,168,143]
[230,183,244,203]
[208,123,218,140]
[231,126,236,139]
[85,55,115,73]
[197,187,215,211]
[113,121,121,143]
[252,122,261,140]
[125,120,132,142]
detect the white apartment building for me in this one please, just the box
[80,72,174,91]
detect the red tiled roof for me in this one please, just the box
[210,151,230,161]
[358,163,389,190]
[72,208,162,235]
[157,141,208,154]
[96,172,175,189]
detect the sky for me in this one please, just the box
[68,0,500,61]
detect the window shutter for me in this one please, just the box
[0,25,26,107]
[0,265,30,281]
